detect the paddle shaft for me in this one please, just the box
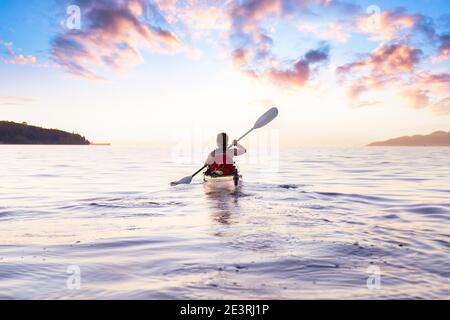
[190,128,254,179]
[192,164,207,178]
[235,128,254,143]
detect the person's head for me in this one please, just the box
[216,132,228,149]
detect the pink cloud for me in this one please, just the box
[299,21,351,43]
[179,4,230,33]
[395,72,449,112]
[0,40,37,65]
[227,0,338,87]
[48,0,348,82]
[52,0,191,79]
[356,7,449,66]
[338,42,449,114]
[370,44,421,73]
[431,34,450,63]
[337,43,422,76]
[356,8,419,41]
[430,97,450,115]
[412,73,450,114]
[17,0,450,107]
[232,48,250,67]
[337,43,423,103]
[2,54,37,65]
[401,89,430,109]
[265,44,330,87]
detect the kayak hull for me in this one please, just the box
[203,174,242,191]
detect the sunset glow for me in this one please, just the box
[1,0,449,146]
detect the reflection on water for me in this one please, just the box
[205,188,241,225]
[0,146,449,299]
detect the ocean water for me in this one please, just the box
[0,146,449,299]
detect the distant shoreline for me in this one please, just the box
[0,121,91,145]
[367,145,450,147]
[367,131,450,147]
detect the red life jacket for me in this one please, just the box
[209,162,237,175]
[209,149,237,175]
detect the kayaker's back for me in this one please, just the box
[206,149,235,166]
[205,132,247,176]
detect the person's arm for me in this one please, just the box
[231,140,246,156]
[205,150,213,165]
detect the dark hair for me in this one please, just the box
[216,132,228,150]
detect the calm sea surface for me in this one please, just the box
[0,146,449,299]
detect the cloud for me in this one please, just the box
[430,97,450,115]
[177,3,229,34]
[431,33,450,62]
[265,43,330,86]
[337,41,450,113]
[15,0,450,110]
[149,0,230,38]
[401,89,429,109]
[0,40,37,65]
[337,43,422,76]
[412,72,450,99]
[337,4,450,114]
[344,74,399,99]
[0,96,37,106]
[351,100,380,108]
[298,21,350,43]
[3,54,37,65]
[52,0,192,79]
[48,0,362,85]
[356,8,422,41]
[337,43,424,101]
[249,98,275,107]
[395,72,449,112]
[356,7,449,64]
[227,0,346,87]
[439,33,450,55]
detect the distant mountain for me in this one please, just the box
[367,131,450,147]
[0,121,90,145]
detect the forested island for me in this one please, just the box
[0,121,90,145]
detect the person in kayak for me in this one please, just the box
[205,132,246,176]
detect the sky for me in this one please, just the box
[0,0,449,146]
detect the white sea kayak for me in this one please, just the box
[203,173,242,191]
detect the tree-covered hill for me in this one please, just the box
[0,121,90,145]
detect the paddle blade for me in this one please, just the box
[253,107,278,129]
[170,175,193,186]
